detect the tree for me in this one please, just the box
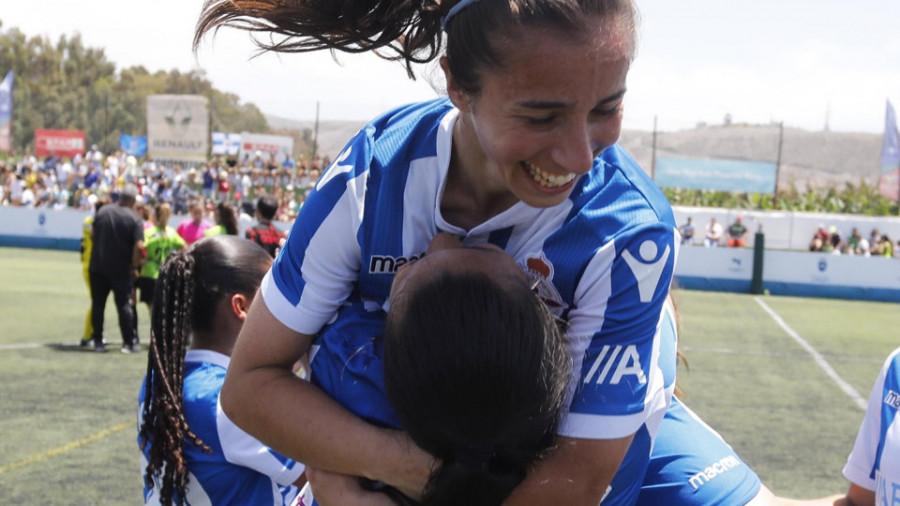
[0,20,270,156]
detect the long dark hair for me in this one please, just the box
[193,0,637,82]
[138,236,272,505]
[215,202,239,235]
[384,270,570,506]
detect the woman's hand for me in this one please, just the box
[373,430,438,501]
[306,467,399,506]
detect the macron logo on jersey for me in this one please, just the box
[583,344,647,386]
[622,239,670,303]
[884,390,900,410]
[688,455,742,490]
[369,254,425,274]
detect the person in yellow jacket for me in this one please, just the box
[79,197,108,347]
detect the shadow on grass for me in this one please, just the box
[44,342,146,353]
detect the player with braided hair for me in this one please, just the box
[138,235,304,505]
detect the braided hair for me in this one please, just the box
[138,235,272,505]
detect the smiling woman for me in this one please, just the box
[189,0,749,505]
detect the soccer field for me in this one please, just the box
[0,246,897,504]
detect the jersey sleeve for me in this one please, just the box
[559,222,677,439]
[215,398,305,486]
[262,130,372,335]
[842,348,900,490]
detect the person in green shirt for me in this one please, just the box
[137,202,186,315]
[204,202,239,237]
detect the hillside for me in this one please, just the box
[268,114,883,190]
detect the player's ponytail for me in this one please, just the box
[385,270,569,506]
[194,0,445,78]
[139,247,207,505]
[155,202,172,237]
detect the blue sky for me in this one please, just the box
[2,0,899,133]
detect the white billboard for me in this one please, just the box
[147,95,209,163]
[239,132,293,164]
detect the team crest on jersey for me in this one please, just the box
[522,253,568,317]
[316,146,354,191]
[621,239,671,303]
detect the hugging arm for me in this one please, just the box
[219,297,434,498]
[503,435,633,505]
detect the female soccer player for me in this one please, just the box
[192,0,763,504]
[302,234,780,505]
[301,234,571,505]
[786,347,900,506]
[136,202,185,317]
[137,236,305,505]
[203,201,239,237]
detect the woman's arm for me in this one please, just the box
[220,296,434,497]
[502,434,633,505]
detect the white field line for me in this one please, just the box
[0,343,43,350]
[754,296,868,411]
[680,346,884,364]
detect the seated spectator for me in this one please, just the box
[858,237,872,257]
[827,226,842,253]
[847,227,862,253]
[704,217,723,247]
[882,234,894,258]
[679,217,695,245]
[245,195,286,258]
[809,225,830,252]
[138,236,304,505]
[726,216,748,248]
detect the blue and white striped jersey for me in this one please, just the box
[263,98,678,503]
[844,347,900,505]
[138,350,303,506]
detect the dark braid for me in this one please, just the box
[139,236,273,505]
[140,250,209,505]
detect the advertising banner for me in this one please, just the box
[146,95,209,163]
[655,157,777,194]
[119,134,147,156]
[0,70,13,152]
[239,132,293,163]
[211,132,242,156]
[34,129,86,158]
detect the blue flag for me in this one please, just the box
[879,99,900,200]
[119,134,147,156]
[0,70,12,152]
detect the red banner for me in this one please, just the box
[34,129,86,158]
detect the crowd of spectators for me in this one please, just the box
[0,145,330,223]
[809,225,897,257]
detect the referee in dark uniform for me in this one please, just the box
[89,184,144,353]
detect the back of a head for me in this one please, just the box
[216,202,239,235]
[256,195,278,221]
[154,235,271,337]
[384,271,570,506]
[155,202,172,229]
[120,183,139,205]
[141,235,272,503]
